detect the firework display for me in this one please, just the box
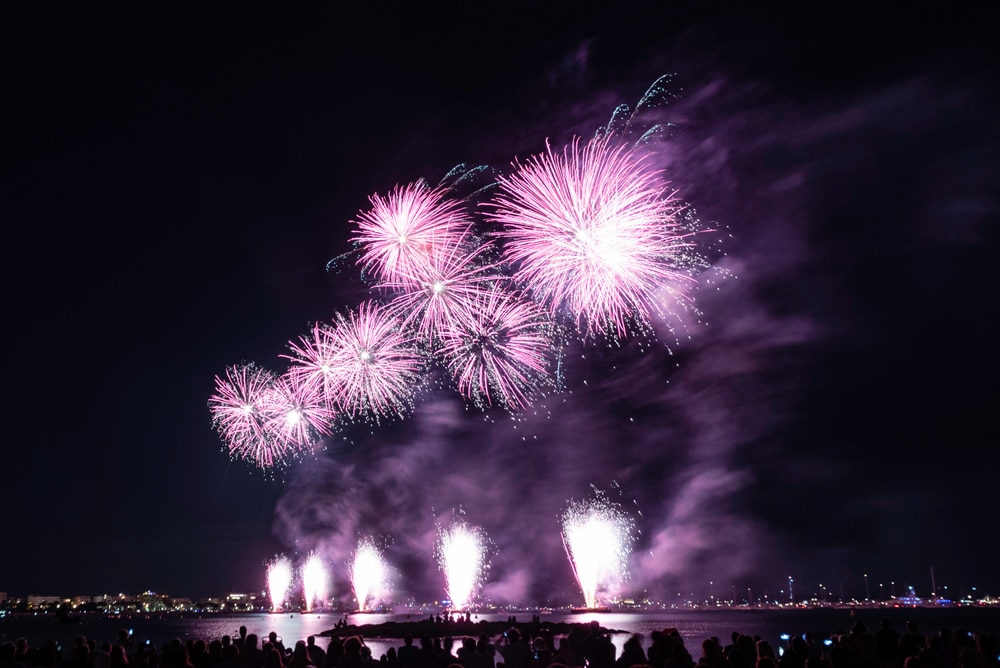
[209,363,301,469]
[266,555,293,612]
[261,375,334,452]
[301,551,330,612]
[324,301,424,420]
[381,228,505,343]
[351,182,470,285]
[348,537,390,612]
[437,285,556,409]
[489,135,695,338]
[435,520,489,611]
[209,77,710,474]
[561,491,635,609]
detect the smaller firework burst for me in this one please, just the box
[561,490,635,609]
[209,363,295,469]
[435,518,490,611]
[382,228,506,343]
[437,286,557,410]
[301,551,331,612]
[283,322,342,409]
[351,182,470,285]
[262,374,334,453]
[348,537,391,612]
[320,300,425,421]
[267,555,294,612]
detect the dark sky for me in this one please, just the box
[4,4,998,605]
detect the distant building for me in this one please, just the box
[27,595,61,608]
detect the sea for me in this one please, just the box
[3,608,999,661]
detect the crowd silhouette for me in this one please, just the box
[1,618,997,668]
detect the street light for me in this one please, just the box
[864,573,870,601]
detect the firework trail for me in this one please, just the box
[267,555,294,612]
[488,135,698,339]
[561,490,634,609]
[379,224,507,343]
[301,551,330,612]
[435,518,489,611]
[437,285,557,410]
[348,537,390,612]
[209,363,301,469]
[351,182,471,285]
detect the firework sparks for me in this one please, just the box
[352,182,470,285]
[561,491,634,609]
[210,76,717,472]
[488,135,698,339]
[301,551,330,612]
[209,363,297,469]
[267,555,294,612]
[316,300,425,420]
[283,322,341,410]
[437,285,557,409]
[348,537,390,612]
[262,374,334,453]
[435,519,489,611]
[382,228,506,342]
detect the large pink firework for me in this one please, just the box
[382,228,506,342]
[437,286,556,410]
[208,363,293,469]
[351,182,469,285]
[322,300,425,420]
[488,135,697,338]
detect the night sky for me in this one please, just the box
[5,4,998,605]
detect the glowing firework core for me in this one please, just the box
[561,494,634,609]
[267,555,293,612]
[349,538,389,612]
[436,521,488,611]
[489,135,696,338]
[301,552,329,612]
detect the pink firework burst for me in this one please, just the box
[324,300,425,420]
[438,286,556,410]
[283,321,341,408]
[488,135,698,339]
[261,374,335,452]
[382,228,506,342]
[351,182,469,285]
[209,363,291,469]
